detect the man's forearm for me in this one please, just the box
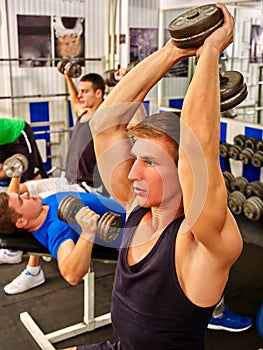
[102,40,196,107]
[91,40,196,135]
[65,74,81,116]
[7,177,21,194]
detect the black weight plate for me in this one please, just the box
[57,59,70,74]
[233,134,246,148]
[65,62,82,78]
[220,84,248,112]
[251,151,263,168]
[103,69,118,87]
[168,4,224,48]
[220,71,244,101]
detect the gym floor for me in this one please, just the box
[1,215,263,350]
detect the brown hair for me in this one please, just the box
[0,193,22,234]
[127,111,180,163]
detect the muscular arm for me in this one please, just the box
[179,4,242,261]
[56,207,99,285]
[64,73,84,119]
[7,177,21,194]
[0,163,6,179]
[90,42,196,206]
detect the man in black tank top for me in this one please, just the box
[66,4,246,350]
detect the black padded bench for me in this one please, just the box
[0,231,119,350]
[0,231,119,260]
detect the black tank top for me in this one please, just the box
[65,118,101,188]
[111,207,215,350]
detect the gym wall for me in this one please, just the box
[0,0,261,172]
[0,0,161,169]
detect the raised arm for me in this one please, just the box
[0,163,6,179]
[7,177,21,194]
[179,3,242,260]
[64,73,84,118]
[90,43,196,206]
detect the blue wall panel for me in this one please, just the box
[220,121,229,172]
[243,127,262,182]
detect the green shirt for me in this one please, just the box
[0,118,26,145]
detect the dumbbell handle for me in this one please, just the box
[58,195,122,242]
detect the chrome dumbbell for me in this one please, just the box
[3,153,28,178]
[58,195,123,242]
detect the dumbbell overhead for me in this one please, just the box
[168,4,248,112]
[103,60,139,87]
[3,153,28,178]
[57,59,82,78]
[58,195,123,242]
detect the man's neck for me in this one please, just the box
[29,205,49,232]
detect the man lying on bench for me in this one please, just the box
[0,177,125,289]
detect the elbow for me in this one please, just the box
[63,273,83,286]
[59,267,84,286]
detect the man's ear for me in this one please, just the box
[96,89,102,98]
[15,217,28,229]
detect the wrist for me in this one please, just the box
[165,39,197,63]
[80,230,96,243]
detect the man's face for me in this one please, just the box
[8,192,43,228]
[128,137,180,208]
[77,81,98,108]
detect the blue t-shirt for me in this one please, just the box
[31,192,126,259]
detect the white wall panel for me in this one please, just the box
[0,0,109,168]
[128,0,160,111]
[4,0,107,99]
[129,0,159,27]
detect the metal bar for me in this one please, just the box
[33,129,71,135]
[0,93,69,100]
[20,312,56,350]
[0,57,102,62]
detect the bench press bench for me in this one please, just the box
[0,231,119,350]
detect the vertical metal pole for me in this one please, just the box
[157,9,164,108]
[83,266,95,326]
[4,0,14,117]
[106,0,111,71]
[110,0,118,70]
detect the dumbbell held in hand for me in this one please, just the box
[3,153,29,178]
[168,4,248,111]
[58,195,123,242]
[57,59,82,78]
[103,60,139,87]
